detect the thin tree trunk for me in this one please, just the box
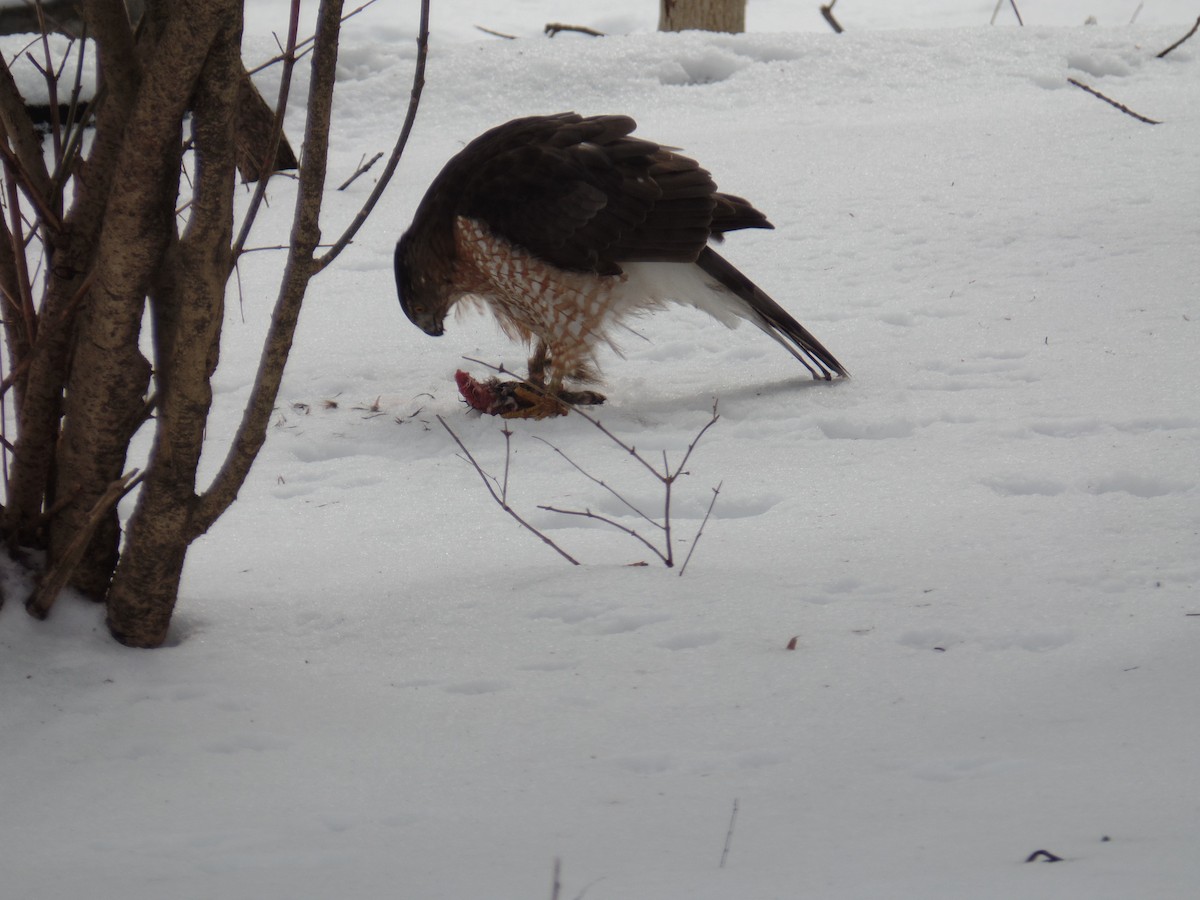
[107,0,345,647]
[658,0,746,33]
[50,0,222,597]
[105,0,241,647]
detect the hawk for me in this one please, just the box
[394,112,846,418]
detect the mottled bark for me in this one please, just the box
[106,0,242,646]
[658,0,746,33]
[50,0,222,597]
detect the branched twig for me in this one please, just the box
[819,1,843,34]
[537,504,669,565]
[1067,78,1161,125]
[544,22,605,38]
[337,151,383,190]
[230,0,302,262]
[453,358,722,571]
[437,415,580,565]
[314,0,430,270]
[1157,15,1200,59]
[246,0,379,75]
[529,434,661,531]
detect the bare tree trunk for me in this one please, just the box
[104,0,241,646]
[49,0,230,599]
[2,0,427,645]
[658,0,746,33]
[106,0,345,647]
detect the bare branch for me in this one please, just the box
[1157,15,1200,59]
[819,1,843,34]
[530,434,662,531]
[1067,78,1161,125]
[679,481,721,576]
[336,151,383,191]
[314,0,430,270]
[246,0,378,75]
[475,24,516,40]
[537,504,669,565]
[230,0,302,263]
[544,23,605,38]
[439,416,580,565]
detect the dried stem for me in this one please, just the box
[230,0,302,262]
[455,357,723,571]
[819,1,843,34]
[544,23,605,38]
[336,151,383,191]
[1157,16,1200,59]
[530,434,662,531]
[314,0,430,270]
[437,416,580,565]
[719,798,739,868]
[474,24,516,40]
[679,481,721,576]
[537,504,669,565]
[1067,78,1160,125]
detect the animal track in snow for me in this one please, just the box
[1086,472,1194,499]
[910,756,1029,783]
[588,611,674,635]
[656,631,722,651]
[442,680,510,696]
[981,476,1068,497]
[817,417,916,440]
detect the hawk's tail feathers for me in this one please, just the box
[695,248,848,381]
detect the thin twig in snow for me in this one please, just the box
[719,798,740,868]
[1067,78,1161,125]
[437,415,580,566]
[537,504,670,565]
[679,481,722,577]
[1157,15,1200,59]
[530,434,662,531]
[544,22,605,38]
[819,1,843,34]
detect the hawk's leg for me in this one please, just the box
[494,344,605,419]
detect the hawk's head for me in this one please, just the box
[394,232,450,337]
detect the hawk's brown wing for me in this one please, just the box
[411,112,771,277]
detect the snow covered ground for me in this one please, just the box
[3,2,1199,898]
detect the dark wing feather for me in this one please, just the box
[696,247,848,380]
[409,112,772,276]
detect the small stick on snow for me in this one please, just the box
[1157,15,1200,59]
[1067,78,1161,125]
[679,481,722,577]
[819,0,844,34]
[544,22,606,38]
[474,24,516,39]
[719,798,740,868]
